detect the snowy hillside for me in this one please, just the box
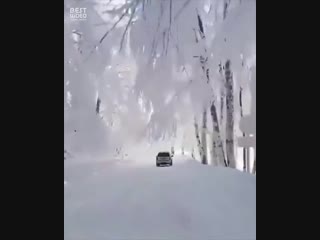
[64,156,256,240]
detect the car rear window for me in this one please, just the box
[158,152,170,157]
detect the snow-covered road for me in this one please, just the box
[64,156,256,240]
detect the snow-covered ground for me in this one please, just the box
[64,156,256,240]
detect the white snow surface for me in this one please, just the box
[64,156,256,240]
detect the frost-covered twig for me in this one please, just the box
[150,1,165,59]
[119,6,136,52]
[96,97,101,115]
[84,1,140,61]
[174,0,192,21]
[102,0,132,15]
[169,0,173,26]
[197,12,205,39]
[99,9,129,44]
[101,0,113,7]
[223,0,231,20]
[165,0,173,55]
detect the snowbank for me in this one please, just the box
[64,157,256,239]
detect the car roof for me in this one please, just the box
[157,152,170,155]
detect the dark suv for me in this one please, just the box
[156,152,173,167]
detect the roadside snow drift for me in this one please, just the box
[64,157,256,240]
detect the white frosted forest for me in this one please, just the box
[64,0,256,239]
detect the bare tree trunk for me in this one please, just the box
[225,60,236,168]
[242,148,247,171]
[219,63,227,166]
[96,97,101,115]
[220,90,225,128]
[210,102,227,166]
[171,146,175,157]
[220,88,226,161]
[223,0,229,20]
[194,117,203,160]
[201,109,208,164]
[209,129,217,166]
[239,87,248,172]
[252,157,256,174]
